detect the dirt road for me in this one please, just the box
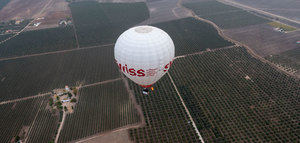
[218,0,300,25]
[24,100,45,143]
[55,110,66,143]
[0,0,57,45]
[175,45,236,59]
[0,20,34,45]
[81,78,122,88]
[167,72,205,143]
[0,43,114,62]
[120,71,146,127]
[75,123,141,143]
[0,77,121,105]
[0,92,50,105]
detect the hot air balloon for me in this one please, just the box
[114,25,175,94]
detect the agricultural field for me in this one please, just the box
[0,33,11,41]
[0,45,119,102]
[268,21,297,31]
[0,0,10,11]
[0,95,59,143]
[228,0,300,22]
[0,0,70,25]
[140,0,190,25]
[169,47,299,142]
[224,23,300,57]
[25,105,59,143]
[184,0,242,16]
[58,80,140,142]
[0,26,76,58]
[153,17,233,56]
[0,19,31,34]
[266,48,300,76]
[183,1,270,29]
[70,1,149,47]
[128,75,201,142]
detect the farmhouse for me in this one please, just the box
[62,99,70,103]
[15,19,24,25]
[34,22,41,27]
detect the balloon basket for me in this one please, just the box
[142,88,149,95]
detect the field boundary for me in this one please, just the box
[120,71,146,128]
[81,78,122,88]
[0,20,34,45]
[0,92,51,105]
[70,16,80,49]
[0,43,114,62]
[0,77,121,105]
[74,122,142,143]
[73,25,80,49]
[24,99,45,143]
[175,45,236,59]
[218,0,300,25]
[167,72,205,143]
[55,110,66,143]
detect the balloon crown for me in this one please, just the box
[134,26,153,33]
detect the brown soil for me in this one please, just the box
[224,23,300,57]
[0,0,48,21]
[78,129,133,143]
[0,0,70,30]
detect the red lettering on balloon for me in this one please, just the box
[116,60,166,77]
[137,69,145,77]
[129,68,136,76]
[146,68,157,76]
[163,61,173,72]
[125,64,129,73]
[118,63,122,70]
[122,66,126,73]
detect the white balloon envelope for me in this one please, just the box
[114,25,175,88]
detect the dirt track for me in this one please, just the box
[0,19,34,45]
[24,100,45,143]
[75,123,141,143]
[167,72,205,143]
[139,0,191,25]
[82,78,122,88]
[0,43,114,62]
[0,92,50,105]
[76,129,132,143]
[218,0,300,25]
[55,110,66,143]
[120,71,146,128]
[175,45,236,59]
